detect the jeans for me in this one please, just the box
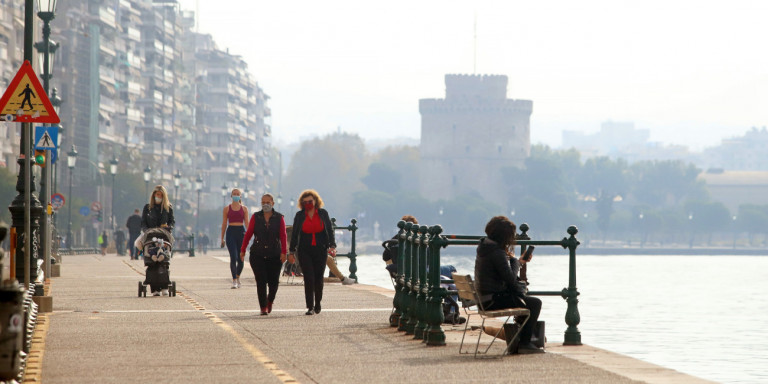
[296,244,328,309]
[486,293,542,344]
[249,254,283,309]
[226,226,245,279]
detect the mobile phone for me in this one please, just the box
[522,246,535,262]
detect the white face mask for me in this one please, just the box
[262,203,273,212]
[154,197,162,204]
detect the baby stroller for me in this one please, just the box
[137,228,177,297]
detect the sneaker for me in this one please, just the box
[341,276,355,285]
[236,279,241,288]
[305,309,314,315]
[231,281,237,289]
[267,302,273,313]
[518,342,545,353]
[152,291,160,296]
[161,289,169,296]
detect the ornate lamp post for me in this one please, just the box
[66,145,77,248]
[195,175,203,235]
[173,170,181,203]
[143,165,151,198]
[109,156,118,229]
[221,184,228,206]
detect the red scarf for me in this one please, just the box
[301,210,324,245]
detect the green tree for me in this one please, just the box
[361,163,401,194]
[630,160,708,207]
[283,132,369,221]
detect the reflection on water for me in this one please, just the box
[337,254,768,384]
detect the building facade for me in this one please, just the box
[419,74,532,207]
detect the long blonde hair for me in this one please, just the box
[149,185,172,211]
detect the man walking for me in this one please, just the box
[126,209,142,259]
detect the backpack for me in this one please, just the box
[382,239,398,263]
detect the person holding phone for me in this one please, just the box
[474,215,542,352]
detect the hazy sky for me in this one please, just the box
[177,0,768,150]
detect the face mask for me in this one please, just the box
[303,201,314,210]
[232,196,241,202]
[261,203,273,212]
[154,197,162,204]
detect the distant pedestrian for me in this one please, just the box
[126,209,142,259]
[114,229,126,256]
[221,188,249,289]
[240,193,287,315]
[288,189,336,315]
[99,230,108,255]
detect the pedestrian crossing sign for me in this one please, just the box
[0,60,60,123]
[34,125,58,149]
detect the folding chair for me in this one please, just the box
[280,261,303,285]
[452,273,530,358]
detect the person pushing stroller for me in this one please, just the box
[139,185,175,296]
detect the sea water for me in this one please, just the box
[336,254,768,384]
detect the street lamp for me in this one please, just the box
[173,170,181,203]
[243,188,249,207]
[66,145,77,248]
[195,175,203,235]
[143,165,151,198]
[289,198,294,217]
[221,184,228,206]
[109,156,118,229]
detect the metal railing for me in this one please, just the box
[391,221,583,347]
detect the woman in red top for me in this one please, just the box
[240,193,287,315]
[288,189,336,315]
[221,188,249,289]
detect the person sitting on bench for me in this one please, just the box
[474,215,542,352]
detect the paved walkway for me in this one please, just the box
[38,251,712,383]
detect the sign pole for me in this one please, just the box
[44,150,51,280]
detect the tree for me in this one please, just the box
[630,160,708,207]
[361,163,401,194]
[283,132,369,221]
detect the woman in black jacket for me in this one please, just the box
[288,189,336,315]
[140,185,175,296]
[475,215,542,351]
[240,193,287,315]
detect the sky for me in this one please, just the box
[176,0,768,150]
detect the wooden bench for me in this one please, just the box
[452,273,530,357]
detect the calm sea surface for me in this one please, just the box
[337,254,768,384]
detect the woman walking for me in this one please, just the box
[240,193,287,315]
[221,188,249,289]
[141,185,175,296]
[289,189,336,315]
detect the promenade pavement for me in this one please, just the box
[38,250,712,383]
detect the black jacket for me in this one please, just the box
[249,211,284,259]
[289,208,336,253]
[474,237,526,302]
[126,214,142,236]
[141,203,175,231]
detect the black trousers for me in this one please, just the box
[249,254,283,309]
[486,294,542,344]
[296,244,328,309]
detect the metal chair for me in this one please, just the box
[452,273,530,358]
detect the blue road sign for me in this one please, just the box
[79,206,90,216]
[34,125,58,150]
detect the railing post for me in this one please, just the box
[404,223,419,335]
[424,225,446,346]
[561,226,582,345]
[413,225,429,339]
[390,220,406,327]
[397,222,414,332]
[347,219,358,281]
[188,234,195,257]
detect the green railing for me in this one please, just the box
[391,221,582,346]
[331,218,358,281]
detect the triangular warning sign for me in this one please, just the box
[36,131,55,149]
[0,60,60,124]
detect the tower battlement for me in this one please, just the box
[444,74,508,101]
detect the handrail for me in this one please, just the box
[331,218,358,281]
